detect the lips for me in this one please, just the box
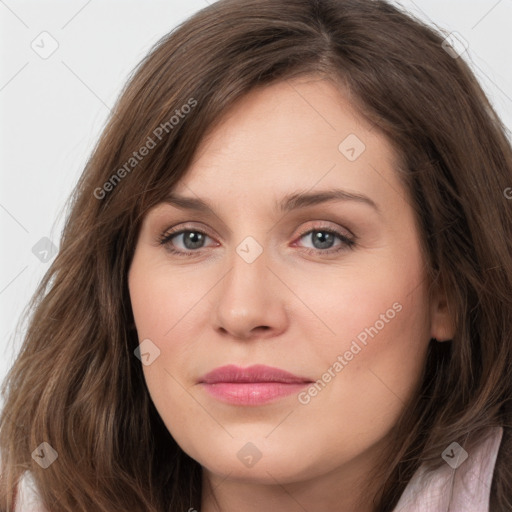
[199,364,313,405]
[199,364,312,384]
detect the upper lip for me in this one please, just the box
[199,364,313,384]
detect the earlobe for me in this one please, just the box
[430,279,456,342]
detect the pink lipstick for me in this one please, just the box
[199,364,312,406]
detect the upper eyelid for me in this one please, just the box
[160,222,354,246]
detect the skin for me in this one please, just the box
[128,75,455,512]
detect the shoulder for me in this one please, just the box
[13,471,47,512]
[393,426,503,512]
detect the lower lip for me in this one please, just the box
[200,382,309,405]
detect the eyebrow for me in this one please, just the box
[162,189,380,215]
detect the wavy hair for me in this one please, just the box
[1,0,511,510]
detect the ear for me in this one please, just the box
[429,276,456,342]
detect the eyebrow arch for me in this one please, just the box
[162,188,380,215]
[277,189,380,214]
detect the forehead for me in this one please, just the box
[170,77,404,214]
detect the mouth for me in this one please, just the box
[198,364,313,406]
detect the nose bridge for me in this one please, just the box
[213,232,287,338]
[223,234,269,306]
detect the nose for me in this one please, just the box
[212,243,289,341]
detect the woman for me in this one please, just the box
[1,0,511,510]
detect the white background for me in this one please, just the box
[1,0,511,391]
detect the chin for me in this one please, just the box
[185,437,322,484]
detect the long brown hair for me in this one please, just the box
[1,0,511,510]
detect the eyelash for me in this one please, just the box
[158,224,356,257]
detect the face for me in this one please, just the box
[128,76,453,494]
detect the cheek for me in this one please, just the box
[129,255,205,339]
[288,254,429,360]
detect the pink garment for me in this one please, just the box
[14,427,503,511]
[393,426,503,511]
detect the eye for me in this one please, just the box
[158,227,216,256]
[294,226,356,255]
